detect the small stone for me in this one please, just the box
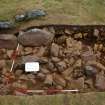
[27,74,35,79]
[24,47,33,55]
[51,43,59,57]
[85,79,94,89]
[26,9,46,20]
[0,21,14,29]
[51,57,60,63]
[69,57,75,66]
[95,74,105,90]
[47,61,55,71]
[0,34,17,49]
[65,29,73,35]
[74,33,82,39]
[35,46,46,57]
[56,61,67,72]
[62,67,73,80]
[22,55,48,64]
[37,72,45,79]
[22,55,38,64]
[6,50,13,58]
[74,59,82,68]
[15,70,23,76]
[0,60,6,69]
[94,29,99,37]
[18,29,54,47]
[0,49,6,54]
[73,68,83,78]
[56,85,63,90]
[70,77,84,89]
[94,44,98,52]
[41,68,50,74]
[76,41,82,51]
[19,45,24,56]
[66,38,73,48]
[53,73,66,87]
[15,14,26,22]
[98,44,103,51]
[19,74,28,80]
[44,74,53,85]
[48,27,55,34]
[13,81,27,89]
[57,35,66,45]
[84,65,97,77]
[82,45,96,62]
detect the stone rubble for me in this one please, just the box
[0,27,105,95]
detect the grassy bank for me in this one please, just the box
[0,0,105,25]
[0,92,105,105]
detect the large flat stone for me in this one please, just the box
[0,34,17,49]
[18,29,54,47]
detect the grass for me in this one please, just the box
[0,0,105,25]
[0,92,105,105]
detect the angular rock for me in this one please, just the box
[62,67,73,80]
[24,47,33,55]
[51,57,60,63]
[0,60,6,69]
[22,55,48,64]
[44,74,53,85]
[94,29,99,37]
[69,77,84,89]
[33,46,46,57]
[26,9,46,20]
[53,73,66,87]
[74,33,82,39]
[41,68,50,74]
[15,14,26,22]
[0,34,17,49]
[82,45,96,62]
[19,74,28,81]
[0,21,14,29]
[51,43,59,57]
[18,29,54,47]
[37,72,46,79]
[95,74,105,91]
[15,9,46,22]
[15,69,23,76]
[57,35,67,45]
[56,61,67,72]
[74,59,82,68]
[84,65,97,77]
[66,38,73,48]
[6,50,13,58]
[48,61,55,71]
[27,74,35,79]
[85,79,94,89]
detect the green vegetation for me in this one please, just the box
[0,0,105,24]
[0,92,105,105]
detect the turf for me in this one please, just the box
[0,0,105,24]
[0,92,105,105]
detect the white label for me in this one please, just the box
[25,62,39,72]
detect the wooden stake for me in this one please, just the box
[10,43,20,72]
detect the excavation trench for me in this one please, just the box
[0,25,105,95]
